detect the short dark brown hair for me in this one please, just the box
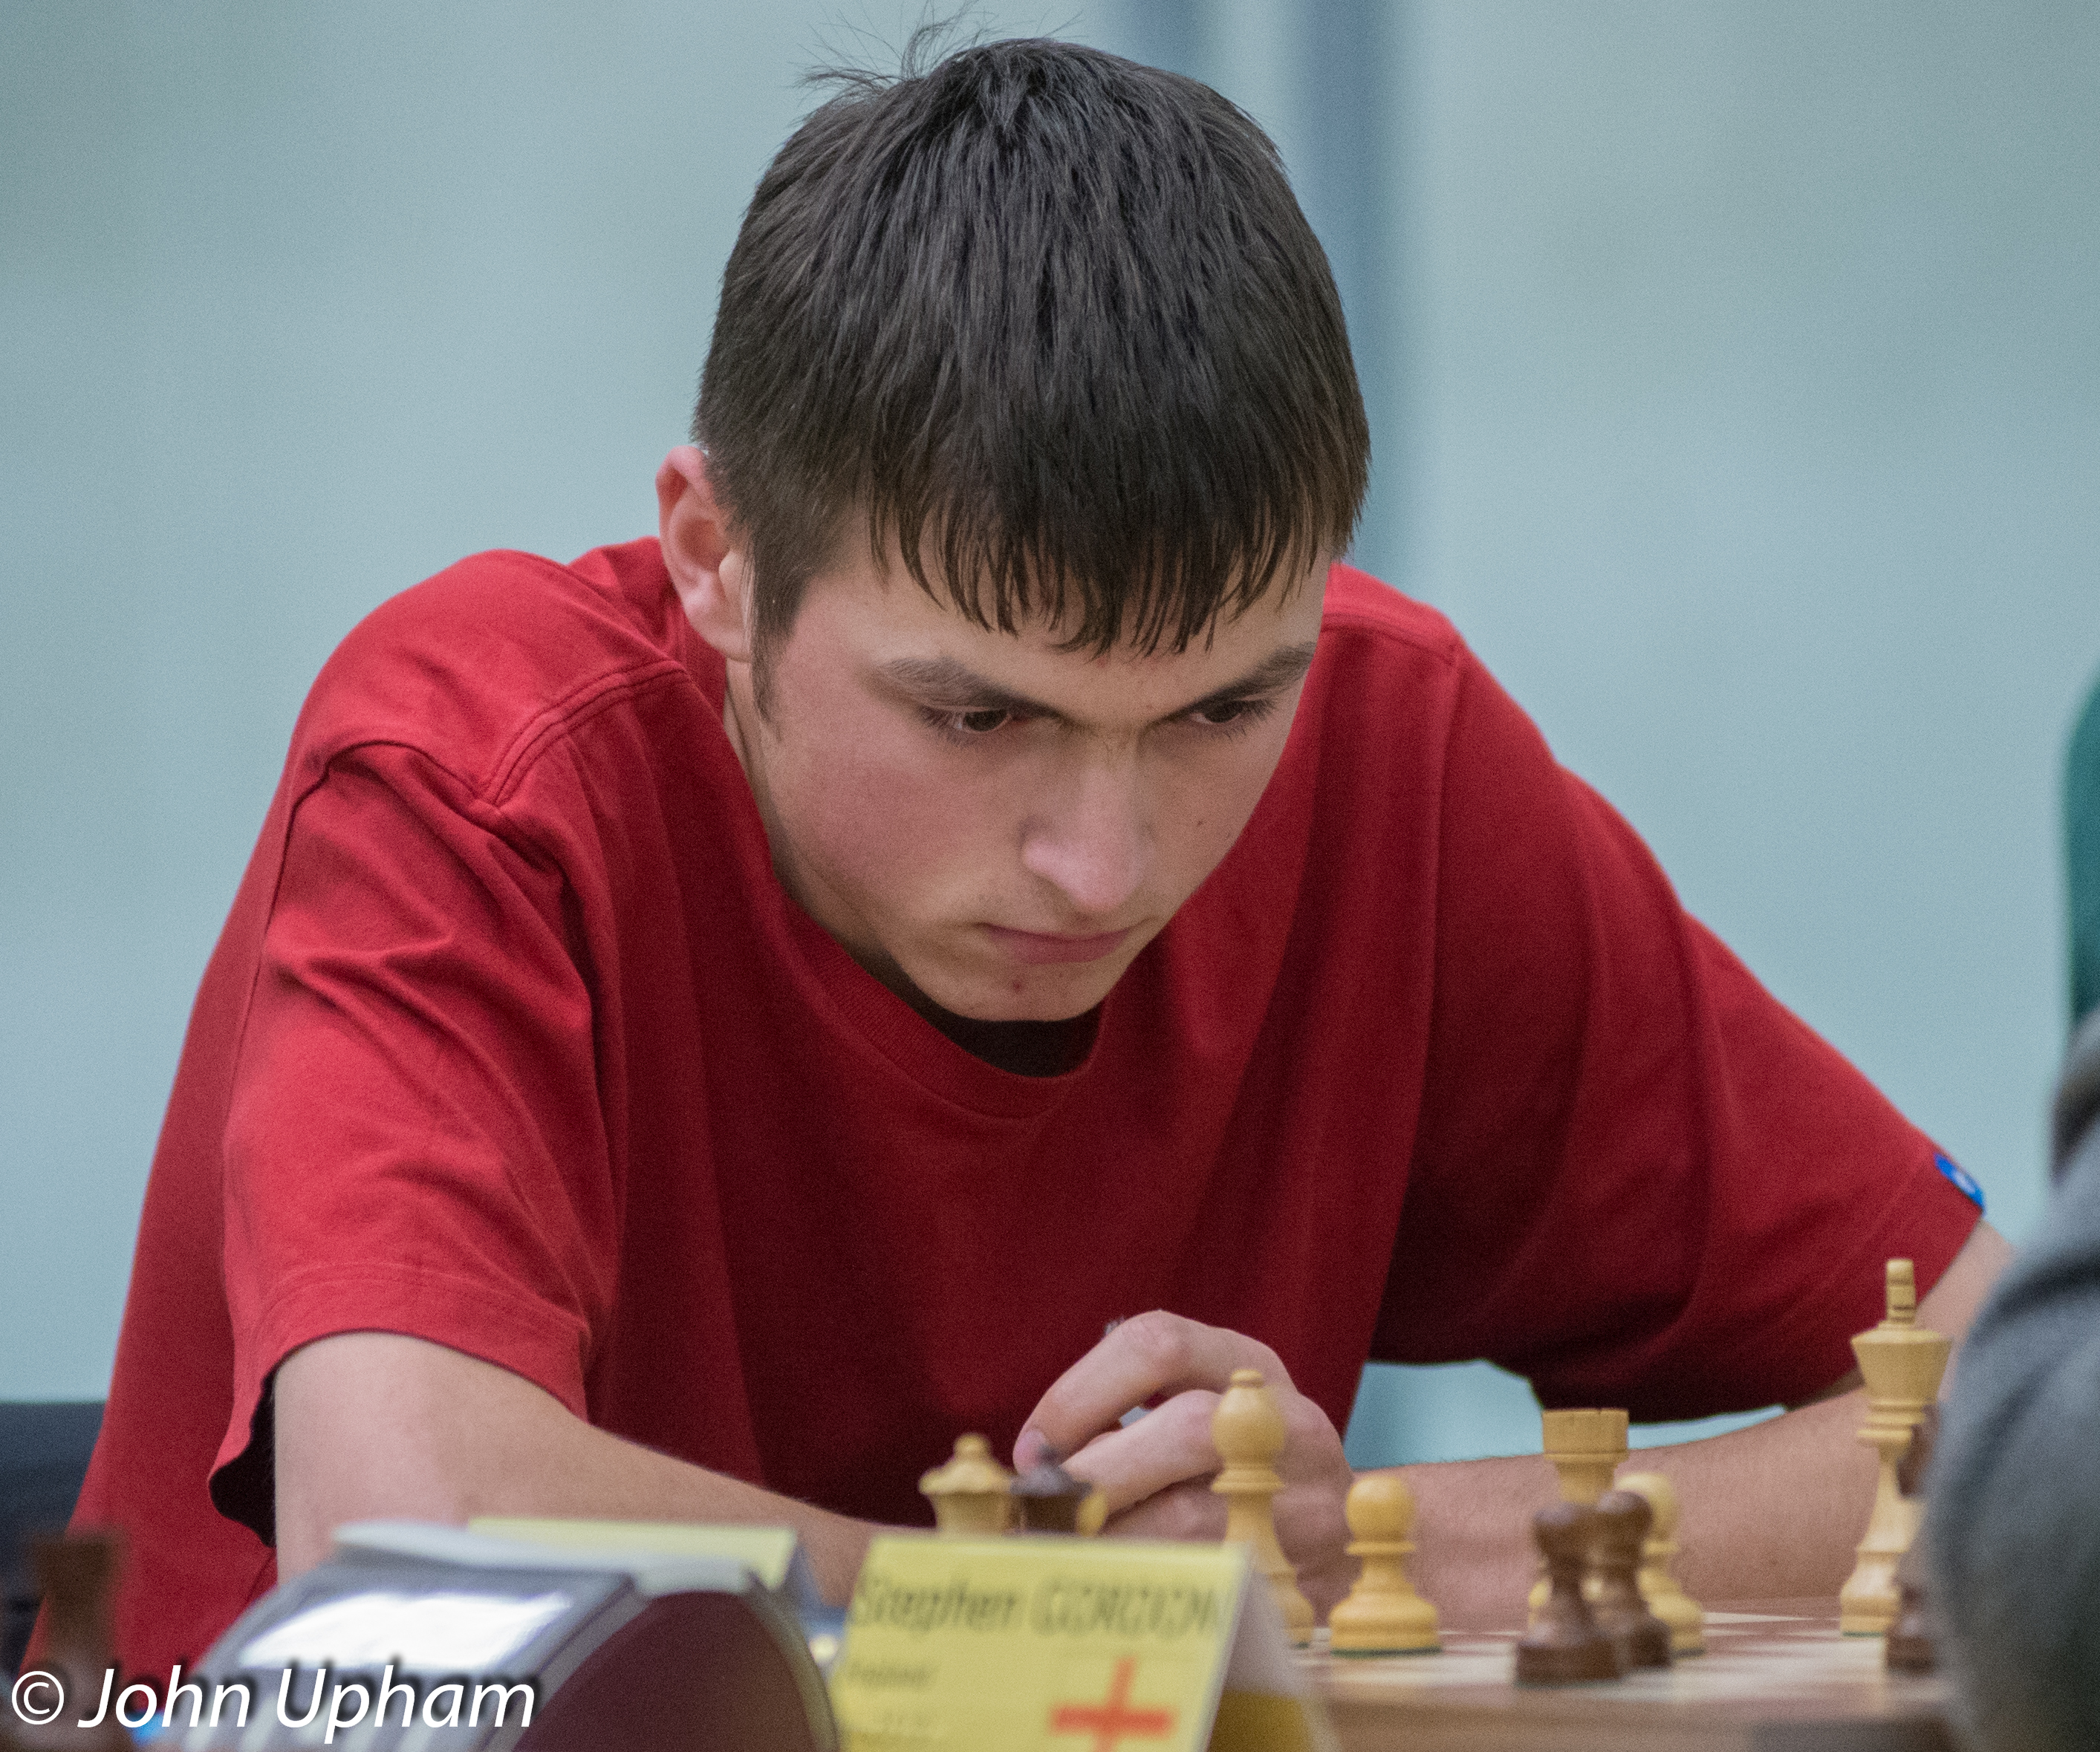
[695,34,1368,692]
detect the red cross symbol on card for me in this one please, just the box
[1047,1656,1177,1751]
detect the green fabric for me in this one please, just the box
[2070,671,2100,1026]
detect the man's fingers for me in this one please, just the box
[1018,1312,1288,1468]
[1057,1389,1223,1515]
[1012,1426,1056,1473]
[1101,1479,1226,1545]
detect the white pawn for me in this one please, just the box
[1211,1369,1314,1645]
[1329,1473,1440,1654]
[919,1433,1014,1537]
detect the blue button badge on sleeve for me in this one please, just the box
[1934,1151,1985,1212]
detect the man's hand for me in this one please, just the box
[1014,1312,1357,1614]
[275,1332,877,1603]
[1015,1227,2012,1629]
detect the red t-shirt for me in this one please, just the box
[73,541,1977,1680]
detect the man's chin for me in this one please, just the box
[901,958,1127,1028]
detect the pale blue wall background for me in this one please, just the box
[5,4,2098,1476]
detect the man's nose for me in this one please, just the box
[1018,758,1149,919]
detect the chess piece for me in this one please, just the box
[1839,1260,1950,1635]
[920,1433,1014,1537]
[1527,1407,1630,1617]
[1012,1453,1093,1534]
[1616,1470,1705,1655]
[1075,1488,1109,1537]
[9,1534,131,1750]
[1328,1473,1440,1654]
[1513,1503,1622,1684]
[1885,1407,1941,1673]
[1885,1542,1937,1673]
[1210,1369,1315,1645]
[1538,1408,1631,1503]
[1589,1491,1672,1669]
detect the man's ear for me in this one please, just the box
[657,446,753,663]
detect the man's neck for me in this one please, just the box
[924,1008,1096,1077]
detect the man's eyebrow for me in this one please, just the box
[875,656,1048,714]
[1177,641,1321,715]
[875,640,1321,723]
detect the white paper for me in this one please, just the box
[239,1589,571,1673]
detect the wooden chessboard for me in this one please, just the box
[1298,1601,1953,1751]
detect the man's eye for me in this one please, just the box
[1188,697,1273,730]
[922,706,1015,740]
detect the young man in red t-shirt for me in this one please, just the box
[72,39,2005,1681]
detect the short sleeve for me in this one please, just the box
[1374,655,1978,1417]
[211,743,617,1527]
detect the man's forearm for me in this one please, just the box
[380,1411,883,1606]
[1394,1389,1878,1626]
[275,1332,877,1603]
[1389,1222,2012,1626]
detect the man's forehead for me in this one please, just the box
[819,518,1329,641]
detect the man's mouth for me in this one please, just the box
[981,925,1133,965]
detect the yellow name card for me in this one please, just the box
[833,1537,1331,1752]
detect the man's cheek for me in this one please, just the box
[1160,766,1273,887]
[803,756,992,893]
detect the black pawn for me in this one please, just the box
[1885,1542,1938,1673]
[1515,1502,1622,1684]
[17,1534,132,1749]
[1591,1491,1672,1670]
[1886,1407,1940,1673]
[1012,1455,1090,1534]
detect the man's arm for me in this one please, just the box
[1026,1222,2009,1625]
[282,1222,2006,1620]
[1399,1219,2011,1623]
[274,1332,877,1603]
